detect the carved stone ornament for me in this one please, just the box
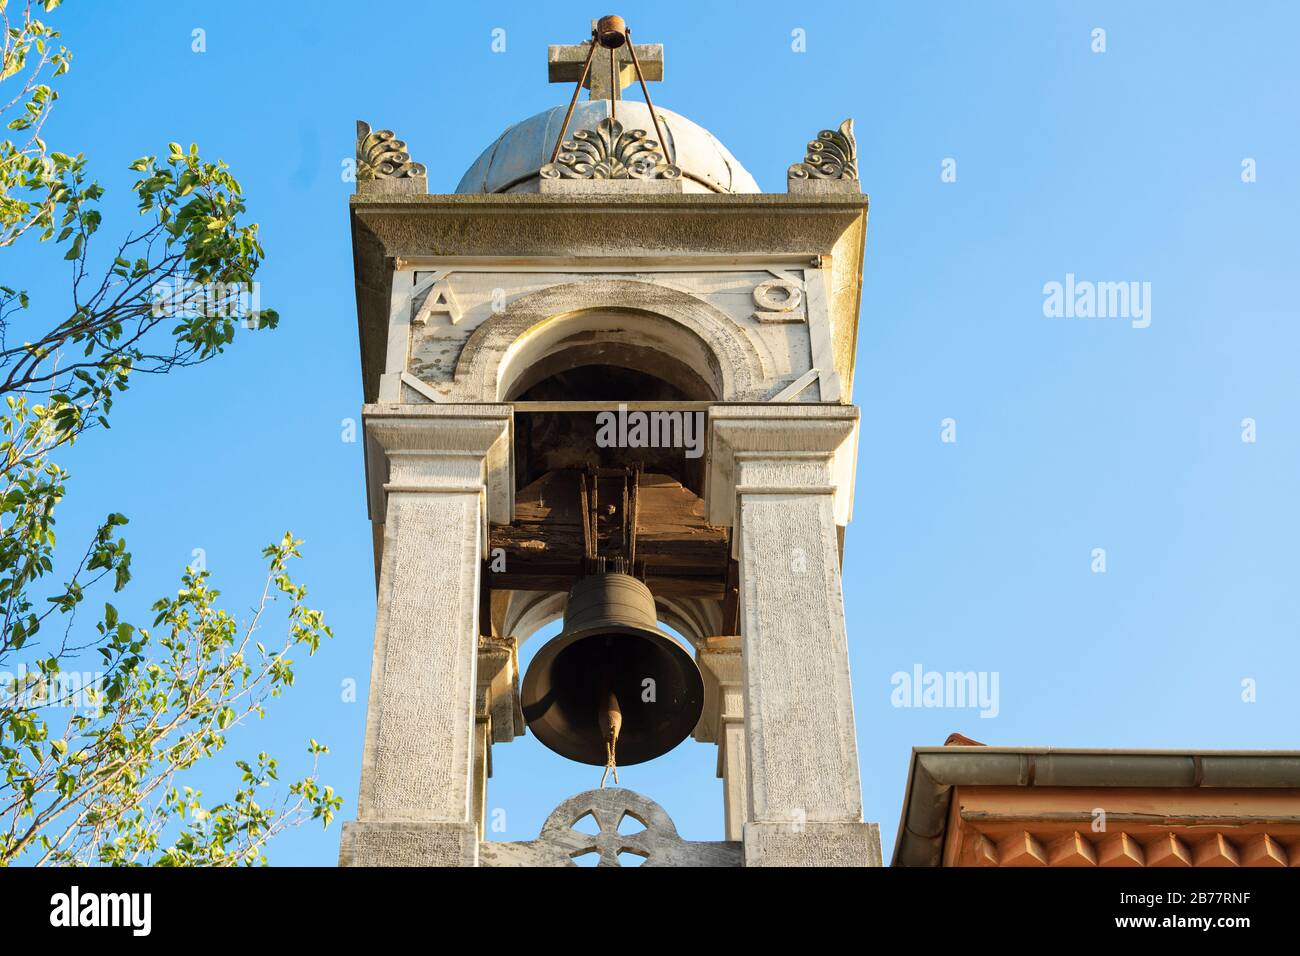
[788,118,858,181]
[478,788,741,867]
[540,117,682,181]
[356,120,427,180]
[753,278,804,316]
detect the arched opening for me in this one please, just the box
[507,331,717,496]
[491,307,731,404]
[452,282,769,404]
[484,308,735,836]
[505,340,715,403]
[489,329,732,643]
[484,614,723,845]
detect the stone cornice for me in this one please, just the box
[350,191,868,209]
[349,194,868,405]
[706,405,860,529]
[362,404,514,533]
[349,192,866,258]
[364,403,512,454]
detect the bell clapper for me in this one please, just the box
[598,687,623,788]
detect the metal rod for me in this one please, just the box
[628,465,640,570]
[609,45,617,121]
[626,28,671,164]
[550,36,598,164]
[621,472,630,558]
[579,470,593,560]
[590,469,599,559]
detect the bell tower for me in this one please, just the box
[340,14,879,867]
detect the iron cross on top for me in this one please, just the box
[547,17,664,101]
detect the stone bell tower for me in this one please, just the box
[339,14,879,867]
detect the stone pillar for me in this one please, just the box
[708,406,881,866]
[698,637,747,842]
[472,705,490,840]
[339,405,512,867]
[473,636,519,840]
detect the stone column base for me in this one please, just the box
[743,821,882,867]
[339,821,478,867]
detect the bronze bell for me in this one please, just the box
[521,570,704,769]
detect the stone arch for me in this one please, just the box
[453,279,769,402]
[502,589,715,651]
[655,596,722,647]
[502,591,567,648]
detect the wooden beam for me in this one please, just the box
[487,468,729,598]
[486,571,724,599]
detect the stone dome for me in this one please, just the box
[455,100,759,195]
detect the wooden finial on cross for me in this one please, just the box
[548,18,664,101]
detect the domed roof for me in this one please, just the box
[456,100,759,195]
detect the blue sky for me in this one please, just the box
[8,0,1298,864]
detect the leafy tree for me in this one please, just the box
[0,0,340,865]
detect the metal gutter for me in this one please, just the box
[891,747,1300,867]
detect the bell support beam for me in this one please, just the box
[707,405,881,866]
[340,404,513,867]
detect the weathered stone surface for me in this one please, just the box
[477,638,519,743]
[788,177,862,196]
[365,493,483,820]
[361,404,514,533]
[457,101,754,195]
[540,117,681,183]
[355,121,426,195]
[429,277,775,402]
[697,638,747,842]
[738,486,859,820]
[707,404,860,529]
[708,406,872,863]
[743,821,882,867]
[344,408,511,866]
[539,177,684,194]
[349,194,867,406]
[547,42,663,101]
[787,119,858,187]
[340,821,477,867]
